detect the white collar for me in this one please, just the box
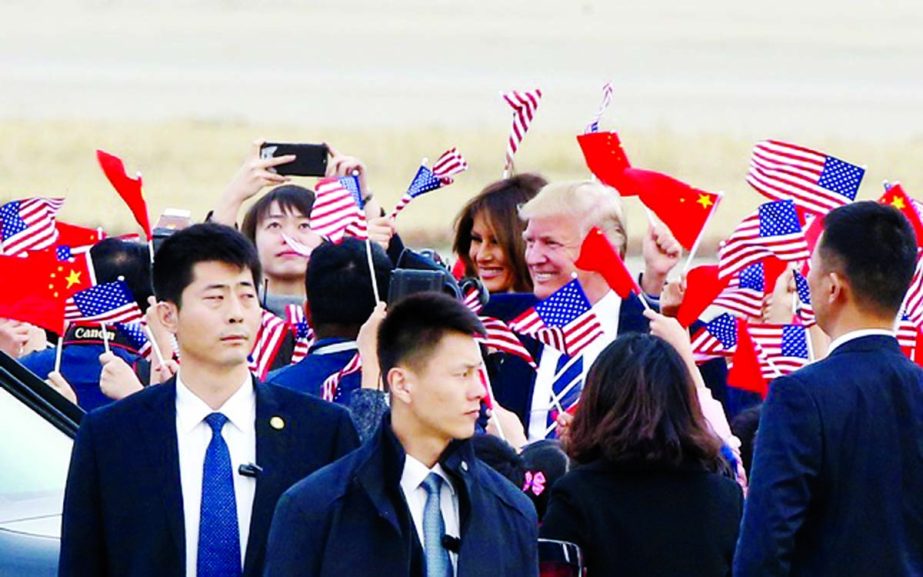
[400,454,455,496]
[827,328,896,355]
[175,372,255,435]
[591,290,622,329]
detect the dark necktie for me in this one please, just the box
[421,473,452,577]
[198,412,242,577]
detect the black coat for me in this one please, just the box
[540,459,743,577]
[735,335,923,577]
[59,377,360,577]
[264,418,539,577]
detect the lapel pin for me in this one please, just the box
[270,416,285,430]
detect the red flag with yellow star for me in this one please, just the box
[576,131,632,190]
[0,246,94,333]
[618,167,721,251]
[878,183,923,247]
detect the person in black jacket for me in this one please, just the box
[540,332,742,577]
[265,292,539,577]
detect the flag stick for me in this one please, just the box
[54,324,67,374]
[143,324,167,368]
[100,322,111,354]
[805,326,815,363]
[147,240,155,264]
[365,238,381,303]
[682,191,724,274]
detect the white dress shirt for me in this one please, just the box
[176,373,257,576]
[400,456,460,575]
[827,328,896,355]
[528,290,622,440]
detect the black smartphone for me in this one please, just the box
[387,269,445,305]
[259,142,329,177]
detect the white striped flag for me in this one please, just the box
[691,312,740,361]
[284,303,315,364]
[64,281,144,325]
[509,279,603,358]
[585,82,614,134]
[476,316,537,369]
[713,259,786,319]
[0,197,64,256]
[792,270,817,327]
[747,140,864,217]
[116,321,153,358]
[390,148,467,220]
[321,352,361,403]
[895,316,920,359]
[747,323,811,376]
[502,89,542,173]
[718,199,810,279]
[430,147,468,184]
[248,309,288,380]
[309,176,366,244]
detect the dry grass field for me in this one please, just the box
[1,0,921,253]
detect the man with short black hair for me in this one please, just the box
[735,201,923,576]
[264,292,539,577]
[268,237,391,404]
[59,223,360,577]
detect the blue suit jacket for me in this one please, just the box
[735,335,923,577]
[267,338,360,405]
[264,416,538,577]
[59,376,360,577]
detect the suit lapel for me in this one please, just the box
[243,381,292,576]
[136,379,185,562]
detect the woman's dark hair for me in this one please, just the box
[240,184,315,245]
[452,174,546,293]
[565,333,724,472]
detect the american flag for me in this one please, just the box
[430,147,469,184]
[389,165,444,220]
[309,176,365,244]
[248,310,288,380]
[284,303,315,364]
[748,323,811,376]
[0,197,64,256]
[792,270,817,326]
[545,355,585,438]
[64,281,143,324]
[116,321,152,358]
[321,352,361,403]
[509,279,603,357]
[691,313,740,361]
[900,254,923,327]
[713,261,773,319]
[718,199,810,279]
[462,286,484,312]
[747,140,864,216]
[896,315,918,351]
[476,316,537,368]
[502,89,542,172]
[585,82,614,134]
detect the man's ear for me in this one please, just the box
[157,301,180,335]
[827,271,847,305]
[388,367,413,405]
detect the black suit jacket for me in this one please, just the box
[59,376,360,577]
[264,417,539,577]
[735,335,923,577]
[540,459,742,577]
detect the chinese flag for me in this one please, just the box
[97,150,152,240]
[618,167,721,251]
[878,183,923,248]
[56,221,105,247]
[0,248,93,333]
[675,265,730,328]
[576,131,631,191]
[727,318,769,398]
[575,227,641,299]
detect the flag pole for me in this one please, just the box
[365,238,381,304]
[54,323,67,374]
[682,191,724,274]
[143,324,167,368]
[100,322,111,354]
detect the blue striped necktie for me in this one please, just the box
[198,412,242,577]
[421,473,452,577]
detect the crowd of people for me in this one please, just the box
[1,140,921,577]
